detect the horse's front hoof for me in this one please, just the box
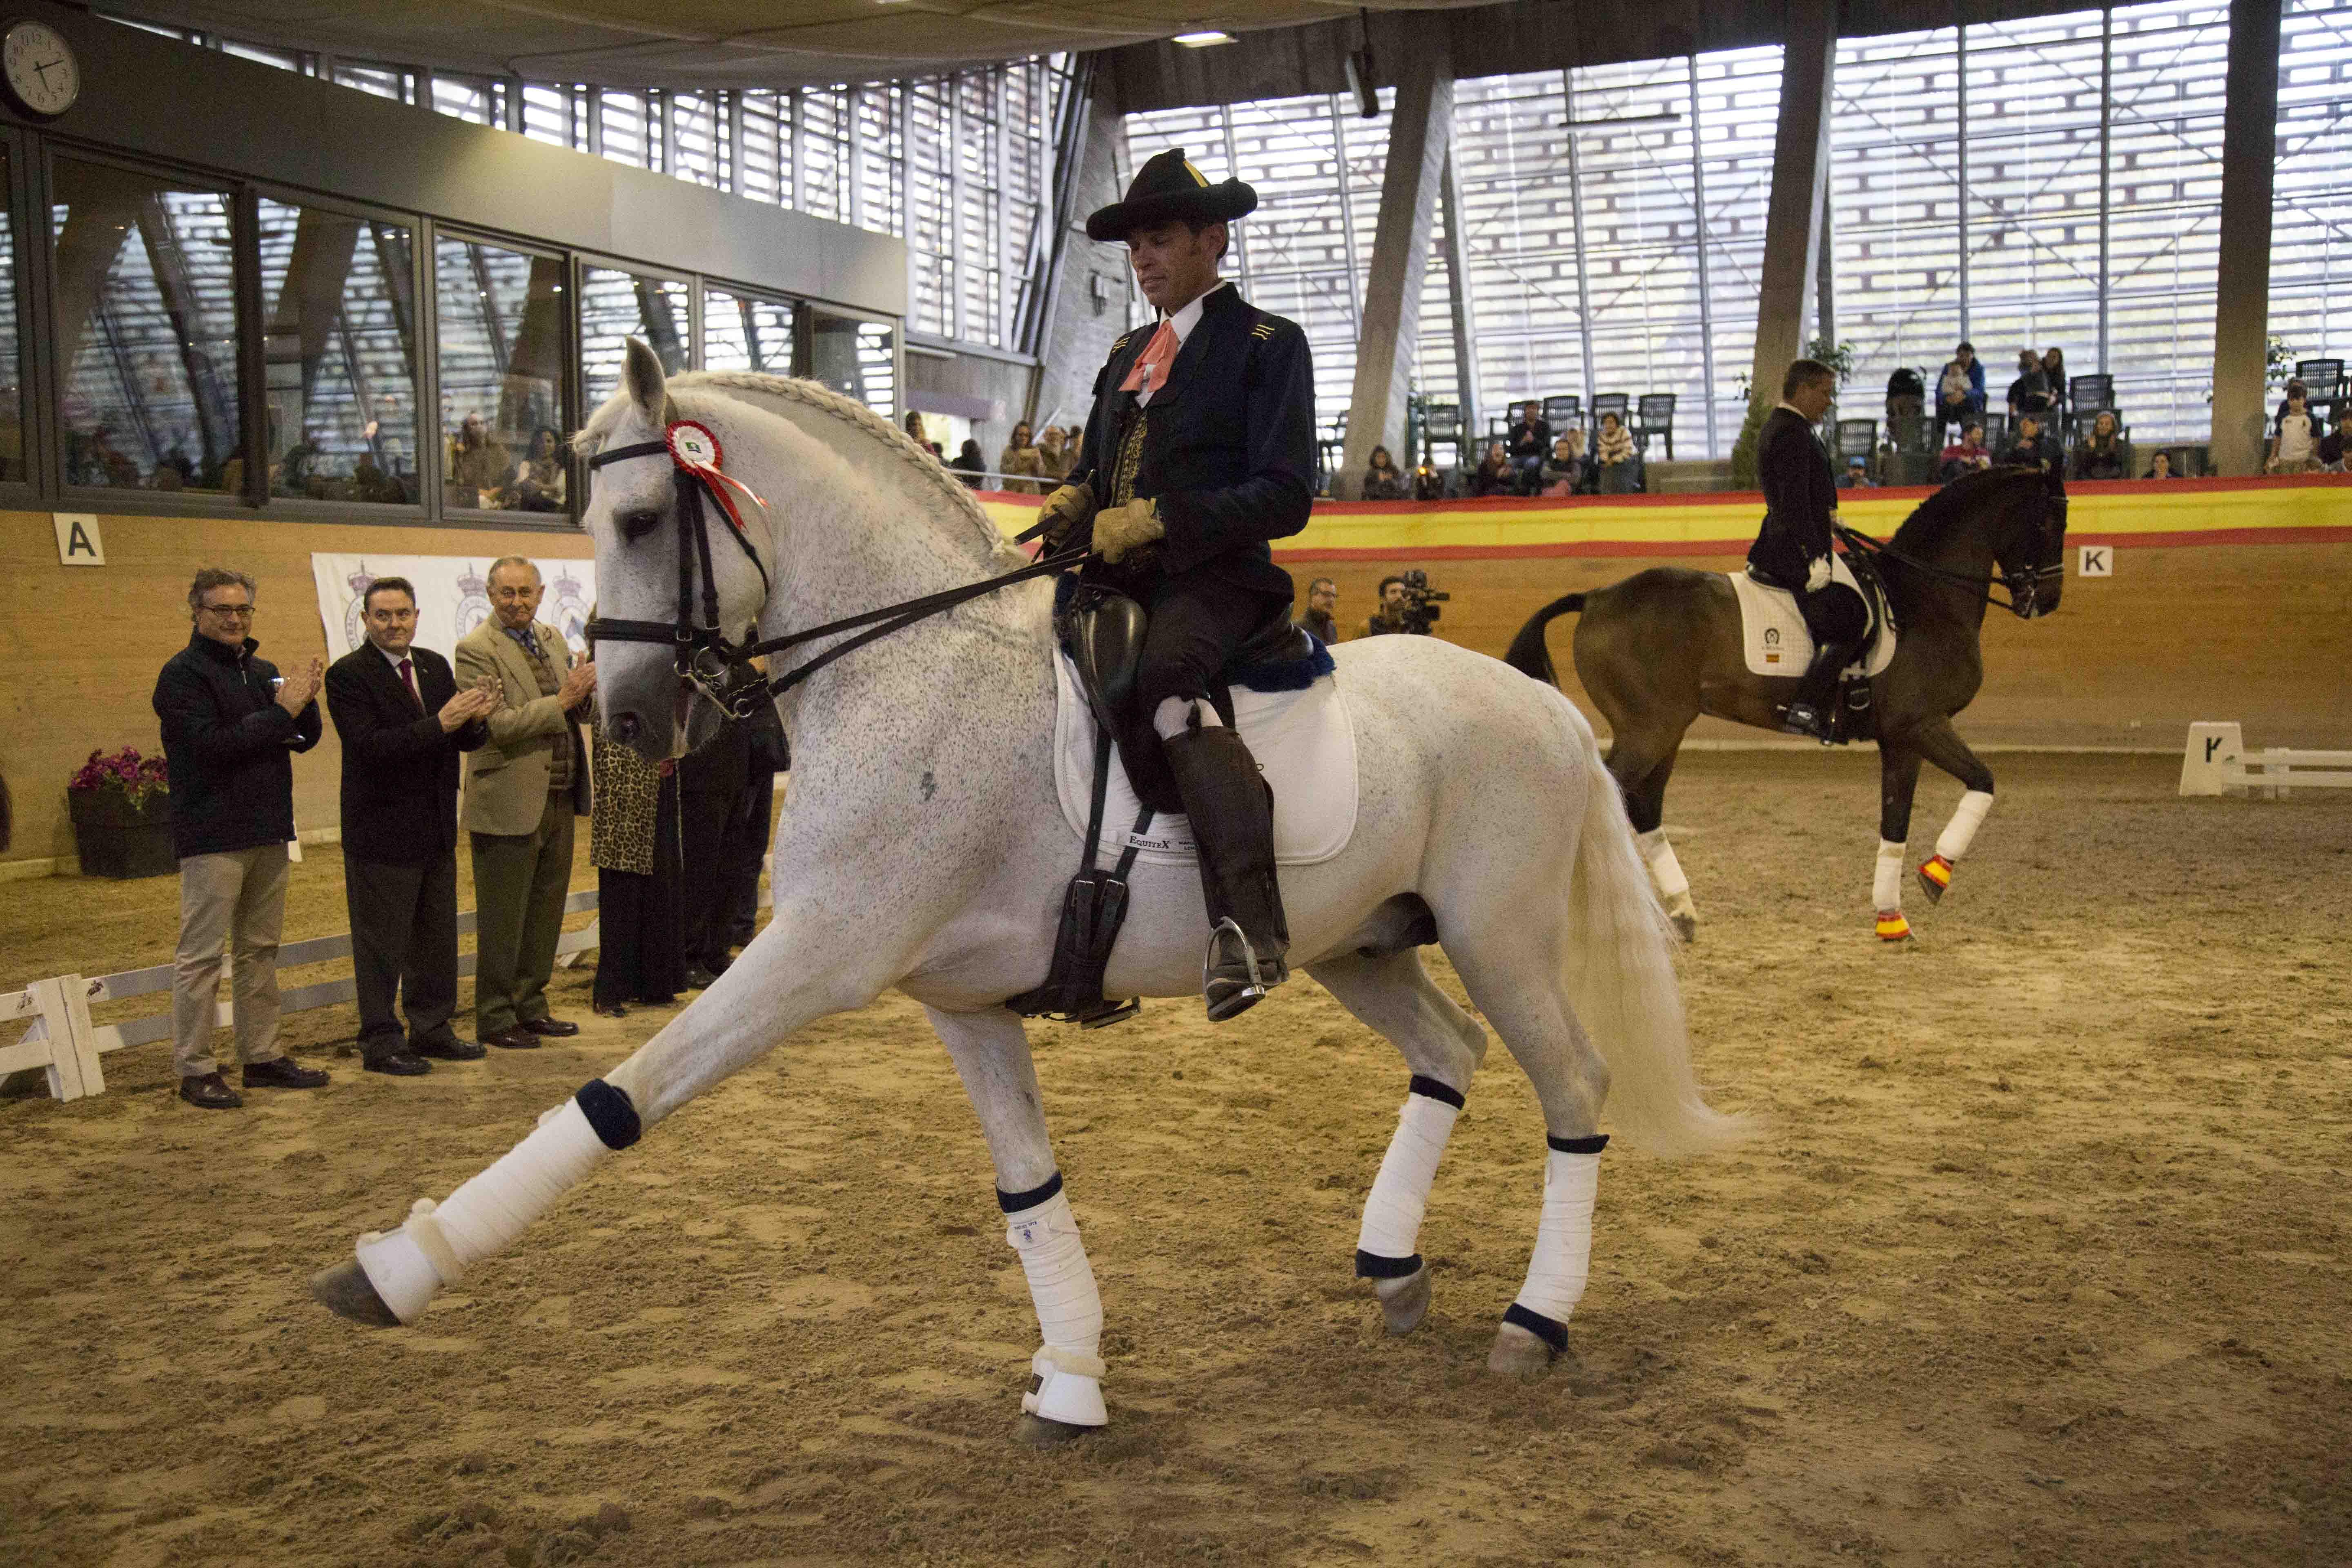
[1486,1321,1557,1381]
[1014,1413,1098,1448]
[1374,1265,1431,1336]
[1874,910,1914,943]
[1916,855,1953,904]
[310,1258,402,1327]
[1668,911,1698,945]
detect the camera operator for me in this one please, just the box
[1364,570,1448,636]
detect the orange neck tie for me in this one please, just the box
[1119,320,1180,397]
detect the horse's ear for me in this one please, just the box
[622,337,667,420]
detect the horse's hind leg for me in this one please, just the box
[1617,747,1698,944]
[927,1004,1107,1446]
[1306,945,1488,1336]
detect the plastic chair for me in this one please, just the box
[1422,402,1464,470]
[2065,374,2115,441]
[1542,394,1582,429]
[1834,419,1877,461]
[1635,394,1678,460]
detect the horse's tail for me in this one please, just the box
[1556,704,1749,1157]
[1503,594,1585,685]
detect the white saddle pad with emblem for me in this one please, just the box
[1729,557,1898,679]
[1050,652,1359,867]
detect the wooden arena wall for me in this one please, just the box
[3,477,2347,873]
[0,510,592,876]
[979,475,2352,756]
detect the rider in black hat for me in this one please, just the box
[1750,357,1866,742]
[1034,148,1317,1020]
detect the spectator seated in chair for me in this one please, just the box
[1538,431,1588,496]
[2000,413,2059,475]
[1939,421,1993,480]
[2147,450,2176,480]
[2006,349,2051,421]
[1468,440,1515,497]
[1360,444,1408,500]
[2069,411,2132,481]
[1838,454,1875,490]
[2317,409,2352,473]
[1506,400,1552,494]
[1592,412,1641,493]
[2040,347,2069,429]
[1936,341,1987,430]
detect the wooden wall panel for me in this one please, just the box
[1288,543,2352,753]
[0,508,592,871]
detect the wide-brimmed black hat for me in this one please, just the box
[1085,148,1257,242]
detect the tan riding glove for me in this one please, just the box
[1036,481,1097,551]
[1092,498,1165,564]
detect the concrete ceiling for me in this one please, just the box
[104,1,1503,91]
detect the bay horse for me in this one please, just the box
[1504,465,2067,942]
[310,340,1743,1444]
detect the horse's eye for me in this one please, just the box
[619,508,663,541]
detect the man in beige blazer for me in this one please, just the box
[457,557,595,1048]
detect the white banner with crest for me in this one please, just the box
[309,554,599,664]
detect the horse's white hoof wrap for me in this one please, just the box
[352,1200,458,1323]
[1021,1345,1107,1429]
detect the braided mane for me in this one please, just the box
[575,370,1012,560]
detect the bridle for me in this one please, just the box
[1835,477,2068,620]
[584,422,1085,719]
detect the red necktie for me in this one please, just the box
[1118,320,1180,398]
[398,657,421,710]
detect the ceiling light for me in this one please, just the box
[1173,29,1236,47]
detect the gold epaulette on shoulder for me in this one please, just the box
[1249,321,1277,341]
[1112,332,1135,354]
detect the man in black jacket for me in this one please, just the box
[325,578,499,1076]
[1506,401,1553,494]
[152,568,330,1110]
[1748,359,1865,742]
[1035,147,1315,1020]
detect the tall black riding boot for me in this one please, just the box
[1780,640,1852,742]
[1161,723,1291,1022]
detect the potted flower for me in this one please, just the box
[67,746,176,879]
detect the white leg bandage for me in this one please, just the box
[1005,1183,1107,1427]
[1635,828,1690,900]
[1874,839,1907,910]
[1935,789,1996,862]
[355,1098,614,1323]
[1356,1082,1463,1273]
[1507,1142,1603,1349]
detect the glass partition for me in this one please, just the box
[435,233,567,511]
[702,285,797,375]
[0,142,22,483]
[256,199,419,503]
[807,307,895,418]
[52,157,242,492]
[579,264,688,411]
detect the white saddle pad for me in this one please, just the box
[1729,558,1898,679]
[1050,653,1359,866]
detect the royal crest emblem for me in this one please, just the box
[454,564,492,639]
[343,565,377,653]
[548,564,592,658]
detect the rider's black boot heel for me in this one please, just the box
[1162,724,1290,1022]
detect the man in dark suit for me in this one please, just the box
[325,577,500,1075]
[1749,359,1865,742]
[1033,147,1316,1021]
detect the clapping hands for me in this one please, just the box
[438,677,501,733]
[275,656,325,715]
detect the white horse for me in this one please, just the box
[312,340,1744,1442]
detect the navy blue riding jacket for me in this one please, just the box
[1748,406,1840,589]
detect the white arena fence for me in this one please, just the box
[2178,722,2352,799]
[2,890,604,1104]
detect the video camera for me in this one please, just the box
[1396,568,1449,635]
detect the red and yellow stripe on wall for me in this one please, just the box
[971,474,2352,560]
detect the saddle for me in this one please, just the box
[1006,581,1328,1029]
[1734,552,1897,743]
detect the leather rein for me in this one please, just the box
[583,432,1086,718]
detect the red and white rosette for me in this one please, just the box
[665,419,766,535]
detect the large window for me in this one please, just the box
[703,285,797,374]
[808,307,894,419]
[256,199,419,504]
[579,263,688,410]
[435,234,566,512]
[2273,0,2352,372]
[51,156,241,493]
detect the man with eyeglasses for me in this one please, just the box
[325,577,501,1077]
[151,568,330,1110]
